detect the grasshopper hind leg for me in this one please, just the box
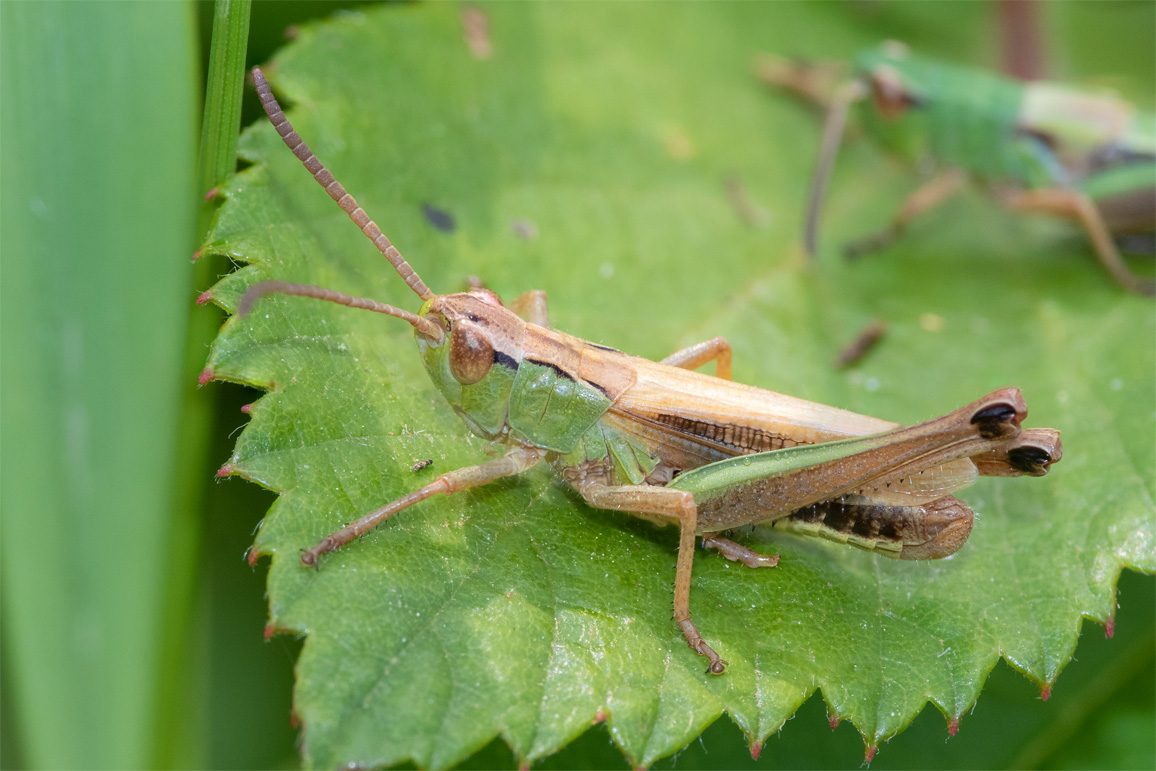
[576,481,729,674]
[1002,187,1156,295]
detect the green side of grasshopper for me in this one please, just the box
[760,42,1156,295]
[236,68,1061,675]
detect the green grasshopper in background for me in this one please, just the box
[236,68,1062,674]
[759,41,1156,295]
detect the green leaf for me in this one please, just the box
[200,3,1154,768]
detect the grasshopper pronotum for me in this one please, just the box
[759,42,1156,295]
[240,68,1061,674]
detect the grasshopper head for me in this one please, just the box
[416,290,526,439]
[854,42,932,161]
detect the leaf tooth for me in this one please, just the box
[947,716,960,737]
[198,367,216,386]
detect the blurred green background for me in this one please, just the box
[1,2,1151,769]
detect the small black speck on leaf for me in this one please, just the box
[421,202,456,233]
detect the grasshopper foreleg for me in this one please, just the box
[301,445,543,567]
[575,481,729,674]
[660,337,733,380]
[701,533,780,568]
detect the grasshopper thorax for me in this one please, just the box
[416,290,526,440]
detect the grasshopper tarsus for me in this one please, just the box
[678,618,727,674]
[300,547,321,569]
[843,230,890,261]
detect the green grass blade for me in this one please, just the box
[146,1,253,766]
[0,2,198,767]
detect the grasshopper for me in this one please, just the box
[759,42,1156,295]
[238,67,1061,674]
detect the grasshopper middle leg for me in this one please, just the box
[845,169,967,259]
[510,290,551,327]
[661,337,733,380]
[576,481,729,674]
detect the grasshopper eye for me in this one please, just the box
[448,320,493,385]
[869,65,917,120]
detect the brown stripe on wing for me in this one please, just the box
[649,413,805,454]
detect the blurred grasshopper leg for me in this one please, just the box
[845,169,967,259]
[1003,187,1156,295]
[509,290,551,327]
[576,480,729,674]
[660,337,733,380]
[755,53,847,110]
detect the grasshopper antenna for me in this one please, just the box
[237,281,444,342]
[803,80,866,258]
[251,67,435,302]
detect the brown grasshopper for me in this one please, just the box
[237,67,1062,674]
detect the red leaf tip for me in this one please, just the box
[195,291,213,306]
[948,717,960,737]
[191,247,204,262]
[593,710,607,724]
[264,624,276,641]
[1105,617,1116,638]
[517,764,530,771]
[247,547,260,567]
[198,367,215,386]
[864,744,877,764]
[829,714,841,730]
[750,742,762,761]
[1041,683,1052,701]
[241,403,253,414]
[204,186,221,201]
[216,464,234,478]
[289,709,301,729]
